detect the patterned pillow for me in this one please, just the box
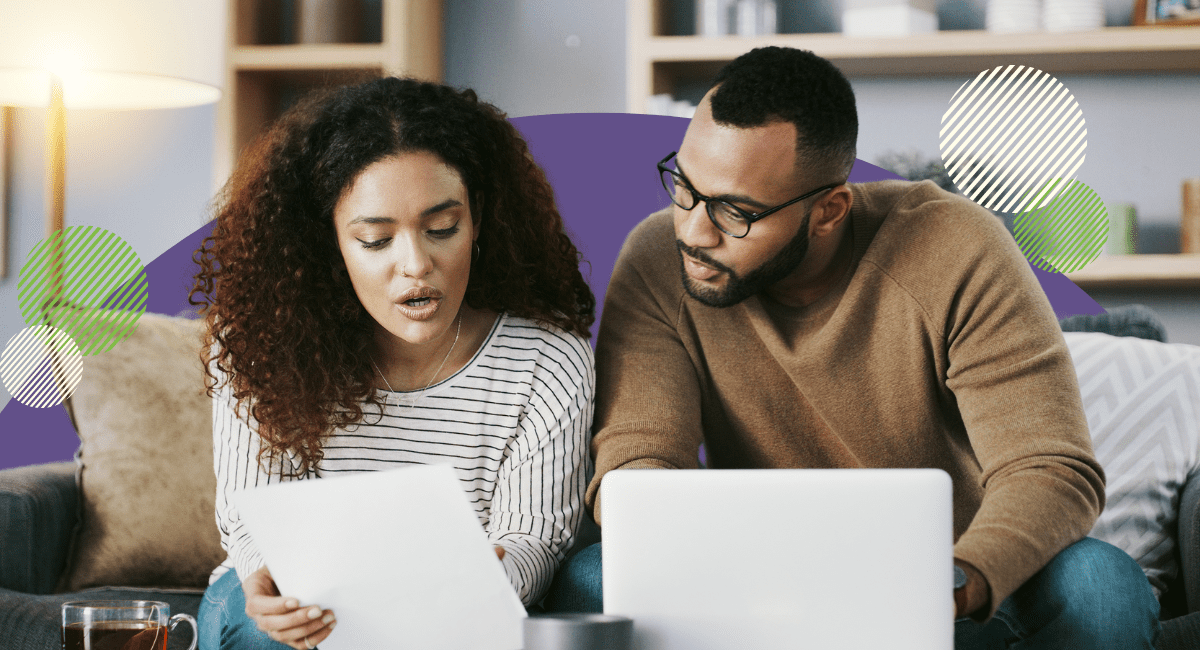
[1065,331,1200,597]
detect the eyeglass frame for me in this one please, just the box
[657,151,843,238]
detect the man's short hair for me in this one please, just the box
[710,47,858,180]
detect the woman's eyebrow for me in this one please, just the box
[421,198,464,217]
[346,198,465,226]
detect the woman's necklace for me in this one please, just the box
[371,311,462,407]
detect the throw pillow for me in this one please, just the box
[1065,331,1200,598]
[53,310,224,591]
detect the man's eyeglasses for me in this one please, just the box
[657,151,841,238]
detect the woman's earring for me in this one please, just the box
[472,242,480,262]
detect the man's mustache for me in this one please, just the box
[675,240,734,276]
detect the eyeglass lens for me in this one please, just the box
[660,168,751,237]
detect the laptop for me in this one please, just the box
[601,468,953,650]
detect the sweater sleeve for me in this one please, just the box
[211,378,298,582]
[487,330,595,606]
[587,211,706,523]
[925,195,1105,619]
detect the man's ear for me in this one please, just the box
[810,185,852,237]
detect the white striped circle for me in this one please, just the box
[0,325,83,408]
[940,66,1087,214]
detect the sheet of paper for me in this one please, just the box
[232,464,526,650]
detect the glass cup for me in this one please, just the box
[62,600,197,650]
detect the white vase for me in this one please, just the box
[986,0,1042,32]
[1042,0,1104,32]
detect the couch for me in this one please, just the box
[2,306,1199,650]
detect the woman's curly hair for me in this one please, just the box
[191,76,595,474]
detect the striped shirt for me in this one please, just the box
[210,313,595,606]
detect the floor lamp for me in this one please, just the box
[0,0,225,294]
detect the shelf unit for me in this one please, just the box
[628,2,1200,112]
[627,1,1200,289]
[1066,254,1200,290]
[214,0,443,184]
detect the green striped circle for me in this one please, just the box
[1012,179,1109,274]
[17,227,148,356]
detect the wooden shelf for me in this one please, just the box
[231,44,392,70]
[627,5,1200,112]
[214,0,443,186]
[1066,254,1200,289]
[645,27,1200,70]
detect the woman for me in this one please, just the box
[192,76,596,650]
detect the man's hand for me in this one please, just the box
[953,560,990,620]
[243,566,337,649]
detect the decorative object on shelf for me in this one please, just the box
[843,0,938,37]
[1043,0,1105,31]
[647,93,698,118]
[986,0,1043,32]
[295,0,367,43]
[1134,0,1200,25]
[696,0,733,36]
[1105,203,1139,255]
[735,0,778,36]
[696,0,776,36]
[1184,177,1200,254]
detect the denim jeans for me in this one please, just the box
[543,537,1161,649]
[198,568,295,650]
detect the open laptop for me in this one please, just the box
[601,468,953,650]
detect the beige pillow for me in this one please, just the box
[53,310,223,591]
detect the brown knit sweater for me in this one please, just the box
[588,179,1105,617]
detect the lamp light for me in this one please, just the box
[0,0,225,240]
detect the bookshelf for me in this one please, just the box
[214,0,443,185]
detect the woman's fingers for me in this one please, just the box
[246,593,303,618]
[266,611,338,649]
[257,606,335,635]
[302,619,338,648]
[241,566,338,647]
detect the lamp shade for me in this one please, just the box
[0,0,224,109]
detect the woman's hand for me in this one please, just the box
[243,566,337,649]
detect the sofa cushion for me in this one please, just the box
[52,310,223,591]
[1065,331,1200,598]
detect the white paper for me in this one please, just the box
[231,464,526,650]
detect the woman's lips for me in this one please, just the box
[393,286,444,321]
[393,296,441,321]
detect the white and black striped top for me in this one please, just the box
[210,313,595,606]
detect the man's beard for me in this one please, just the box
[676,211,812,308]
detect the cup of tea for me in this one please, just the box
[62,600,197,650]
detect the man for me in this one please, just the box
[549,47,1159,648]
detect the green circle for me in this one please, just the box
[16,226,148,356]
[1012,179,1109,274]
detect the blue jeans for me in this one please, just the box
[544,537,1161,649]
[198,568,294,650]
